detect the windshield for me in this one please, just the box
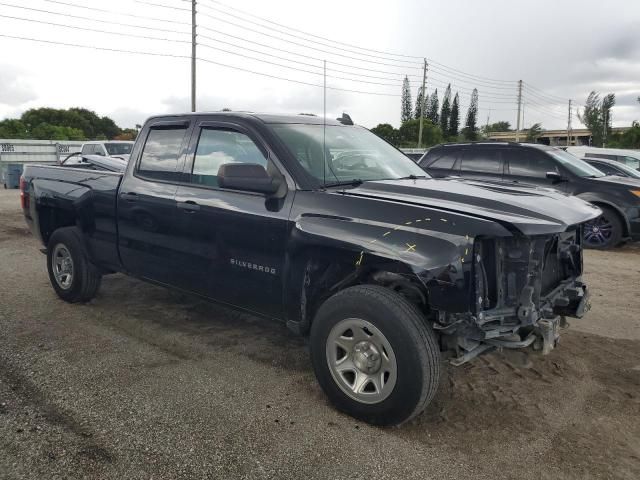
[612,162,640,178]
[549,149,605,178]
[271,124,428,185]
[105,143,133,156]
[621,156,640,170]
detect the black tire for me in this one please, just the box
[310,285,441,426]
[584,205,623,250]
[47,227,102,303]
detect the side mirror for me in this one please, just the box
[218,163,281,195]
[546,171,566,183]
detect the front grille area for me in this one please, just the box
[475,229,582,314]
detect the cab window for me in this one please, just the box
[189,128,267,188]
[137,127,188,182]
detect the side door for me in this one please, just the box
[172,121,294,319]
[502,148,568,191]
[458,146,504,182]
[117,120,192,284]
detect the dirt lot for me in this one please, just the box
[1,188,639,480]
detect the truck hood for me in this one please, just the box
[340,177,601,235]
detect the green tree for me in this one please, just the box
[398,119,443,147]
[462,89,479,140]
[20,107,120,139]
[30,123,85,140]
[526,122,543,142]
[608,121,640,149]
[414,87,426,120]
[439,84,451,134]
[448,93,460,138]
[401,76,412,124]
[578,91,615,147]
[426,88,439,124]
[370,123,400,145]
[0,119,28,138]
[485,121,512,133]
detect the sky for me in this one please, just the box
[0,0,639,132]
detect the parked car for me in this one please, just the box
[419,142,640,249]
[78,140,134,161]
[566,146,640,170]
[21,113,598,426]
[584,157,640,179]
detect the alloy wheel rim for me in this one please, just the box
[584,215,613,246]
[326,318,397,404]
[52,244,74,289]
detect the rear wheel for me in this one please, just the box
[310,285,441,426]
[47,227,102,303]
[583,206,623,250]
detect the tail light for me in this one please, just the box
[19,176,29,210]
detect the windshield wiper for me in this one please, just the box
[323,179,364,188]
[396,174,427,180]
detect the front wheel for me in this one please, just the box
[583,206,623,250]
[310,285,441,426]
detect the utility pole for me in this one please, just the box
[485,110,490,138]
[602,105,607,147]
[567,99,572,146]
[191,0,197,112]
[515,80,523,142]
[417,59,428,148]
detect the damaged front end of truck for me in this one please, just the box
[431,228,590,365]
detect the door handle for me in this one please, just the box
[121,192,138,202]
[177,200,200,212]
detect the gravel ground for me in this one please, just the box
[1,188,639,480]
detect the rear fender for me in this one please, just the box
[32,178,94,246]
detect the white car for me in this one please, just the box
[566,146,640,170]
[80,141,134,162]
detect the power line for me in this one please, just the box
[198,40,399,88]
[38,0,191,25]
[133,0,191,12]
[198,1,422,66]
[202,0,422,60]
[523,82,567,102]
[0,32,190,59]
[197,10,423,71]
[202,0,519,86]
[197,33,521,98]
[0,1,191,35]
[0,13,190,44]
[0,32,403,98]
[522,87,568,106]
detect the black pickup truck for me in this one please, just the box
[21,112,599,426]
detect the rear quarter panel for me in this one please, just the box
[24,165,123,271]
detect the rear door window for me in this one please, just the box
[137,127,188,182]
[460,148,502,174]
[504,149,558,177]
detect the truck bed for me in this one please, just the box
[22,164,123,271]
